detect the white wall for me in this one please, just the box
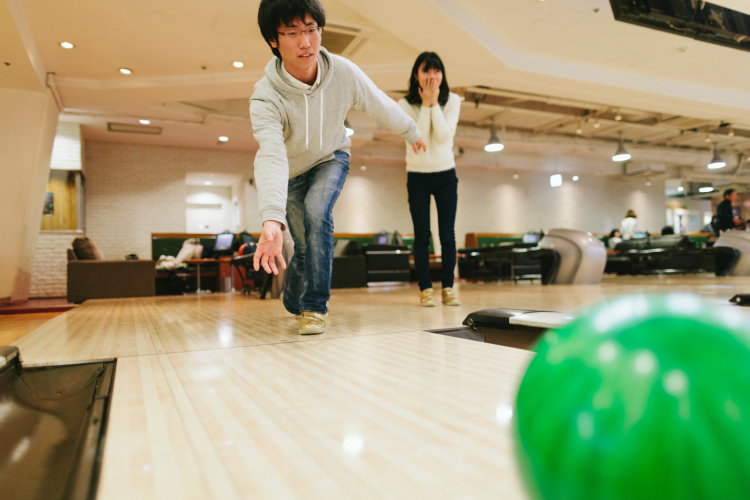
[85,141,253,260]
[667,198,713,233]
[0,87,59,303]
[85,141,666,259]
[185,185,234,233]
[335,163,666,250]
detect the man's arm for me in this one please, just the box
[350,62,421,146]
[251,98,289,226]
[250,97,289,274]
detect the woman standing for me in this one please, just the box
[620,210,640,239]
[399,52,461,307]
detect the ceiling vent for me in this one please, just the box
[624,162,667,177]
[107,122,162,135]
[321,24,373,56]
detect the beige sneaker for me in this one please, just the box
[442,287,461,306]
[299,311,326,335]
[420,288,437,307]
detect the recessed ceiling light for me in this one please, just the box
[646,181,651,186]
[572,176,579,181]
[139,119,150,125]
[513,174,519,180]
[593,120,600,129]
[699,186,714,193]
[60,42,74,49]
[119,68,132,75]
[360,166,366,170]
[677,186,684,192]
[218,136,229,142]
[205,181,213,186]
[550,174,562,187]
[615,108,622,121]
[232,61,244,68]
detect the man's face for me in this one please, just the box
[729,191,739,204]
[269,15,321,73]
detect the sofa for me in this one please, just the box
[67,238,155,303]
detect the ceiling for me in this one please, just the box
[4,0,750,185]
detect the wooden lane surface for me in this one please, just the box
[98,331,532,500]
[13,275,750,365]
[11,292,470,365]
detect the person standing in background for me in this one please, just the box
[620,210,639,239]
[716,188,742,232]
[399,52,462,308]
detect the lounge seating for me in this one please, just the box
[67,247,155,303]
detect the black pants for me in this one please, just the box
[407,168,458,291]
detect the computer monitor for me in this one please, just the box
[634,232,648,239]
[214,233,233,253]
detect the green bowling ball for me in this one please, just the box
[514,294,750,500]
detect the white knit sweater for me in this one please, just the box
[398,92,461,173]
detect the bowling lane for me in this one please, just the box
[97,332,532,500]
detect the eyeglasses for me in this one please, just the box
[277,26,321,40]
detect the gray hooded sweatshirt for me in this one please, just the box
[250,48,421,225]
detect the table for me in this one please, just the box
[183,258,217,294]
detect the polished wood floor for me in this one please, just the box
[0,312,65,345]
[5,275,750,499]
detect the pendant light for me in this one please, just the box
[612,132,631,162]
[708,145,726,169]
[485,127,504,152]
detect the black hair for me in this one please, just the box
[257,0,326,60]
[609,229,621,238]
[661,226,675,235]
[724,188,736,198]
[405,52,450,106]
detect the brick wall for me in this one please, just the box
[85,141,666,258]
[29,230,81,298]
[85,141,254,260]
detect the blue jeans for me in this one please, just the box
[282,151,349,315]
[407,168,458,291]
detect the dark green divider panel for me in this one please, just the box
[475,236,523,248]
[334,235,435,254]
[688,235,710,247]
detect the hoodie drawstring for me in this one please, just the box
[304,94,309,150]
[303,91,324,151]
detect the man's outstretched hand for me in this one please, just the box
[412,137,427,154]
[254,220,288,275]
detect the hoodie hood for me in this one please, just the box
[265,47,334,98]
[264,48,334,150]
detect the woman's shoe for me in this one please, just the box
[420,288,437,307]
[442,287,461,306]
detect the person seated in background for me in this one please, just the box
[620,209,639,239]
[608,229,622,249]
[701,216,718,233]
[716,188,743,232]
[661,226,675,236]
